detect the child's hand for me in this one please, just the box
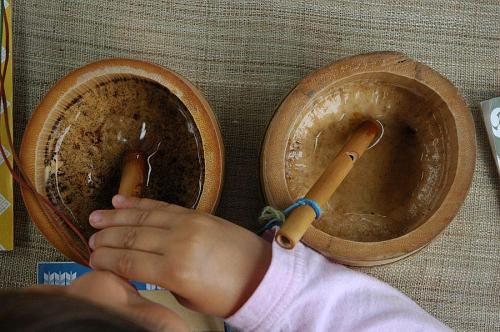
[88,195,272,318]
[32,271,189,332]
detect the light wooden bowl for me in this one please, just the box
[20,59,224,264]
[261,52,476,266]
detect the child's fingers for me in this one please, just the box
[90,247,166,285]
[89,208,182,229]
[112,195,167,209]
[113,195,188,213]
[89,226,171,254]
[125,299,190,332]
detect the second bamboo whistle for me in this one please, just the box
[275,120,381,249]
[118,150,146,197]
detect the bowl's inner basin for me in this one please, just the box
[41,75,204,238]
[286,79,451,242]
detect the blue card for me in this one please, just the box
[37,262,163,290]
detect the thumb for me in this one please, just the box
[67,271,189,332]
[123,294,190,332]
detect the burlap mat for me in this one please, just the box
[1,1,498,330]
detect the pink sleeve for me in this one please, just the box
[227,237,450,332]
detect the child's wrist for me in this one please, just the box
[224,236,272,318]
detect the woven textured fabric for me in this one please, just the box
[1,0,498,330]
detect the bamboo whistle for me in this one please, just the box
[118,151,146,197]
[275,120,381,249]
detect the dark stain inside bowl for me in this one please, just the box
[43,75,204,238]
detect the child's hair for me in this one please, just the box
[0,290,149,332]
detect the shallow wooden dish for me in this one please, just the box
[20,59,224,264]
[261,52,476,266]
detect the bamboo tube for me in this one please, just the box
[118,151,146,197]
[275,120,381,249]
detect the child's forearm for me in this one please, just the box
[227,234,450,332]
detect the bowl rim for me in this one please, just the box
[20,58,225,264]
[260,51,476,266]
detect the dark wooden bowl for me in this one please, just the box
[20,59,224,264]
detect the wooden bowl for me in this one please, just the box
[261,52,476,266]
[20,59,224,264]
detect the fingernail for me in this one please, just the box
[113,195,125,205]
[89,211,102,225]
[88,233,96,249]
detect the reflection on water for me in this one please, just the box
[44,76,204,238]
